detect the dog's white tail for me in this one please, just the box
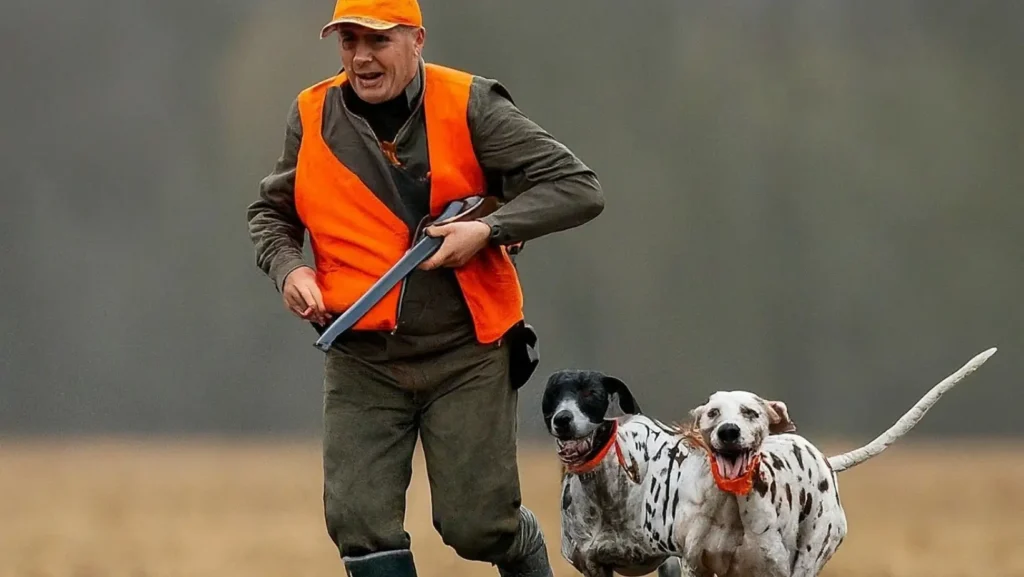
[827,347,997,473]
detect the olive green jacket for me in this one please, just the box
[246,60,604,345]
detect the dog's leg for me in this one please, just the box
[736,477,792,577]
[580,563,611,577]
[656,558,681,577]
[790,517,844,577]
[785,445,848,577]
[735,537,789,577]
[657,557,697,577]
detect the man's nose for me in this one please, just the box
[353,52,373,66]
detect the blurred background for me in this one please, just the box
[2,0,1019,440]
[1,1,1022,575]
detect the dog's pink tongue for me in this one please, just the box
[729,458,742,479]
[716,457,734,479]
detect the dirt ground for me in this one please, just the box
[2,437,1022,577]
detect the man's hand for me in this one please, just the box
[282,266,329,325]
[418,220,492,270]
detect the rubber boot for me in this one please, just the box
[495,507,554,577]
[342,549,418,577]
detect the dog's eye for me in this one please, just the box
[741,407,758,419]
[706,408,719,419]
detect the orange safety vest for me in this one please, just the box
[293,63,524,344]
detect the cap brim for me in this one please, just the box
[319,16,400,39]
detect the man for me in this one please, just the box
[246,0,604,575]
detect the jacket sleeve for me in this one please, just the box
[467,77,605,246]
[246,97,309,292]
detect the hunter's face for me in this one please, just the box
[337,24,423,104]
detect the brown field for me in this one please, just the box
[2,438,1023,577]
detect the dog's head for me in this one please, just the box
[541,369,641,465]
[688,390,796,481]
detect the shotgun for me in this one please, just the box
[313,195,505,352]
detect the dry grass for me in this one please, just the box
[2,437,1023,577]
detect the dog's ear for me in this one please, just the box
[688,396,713,428]
[601,375,641,416]
[688,403,705,427]
[763,399,796,434]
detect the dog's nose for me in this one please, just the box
[553,411,573,432]
[717,423,741,444]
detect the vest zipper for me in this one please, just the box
[343,112,406,335]
[388,86,426,335]
[392,277,408,335]
[393,94,424,148]
[392,214,430,335]
[345,84,427,336]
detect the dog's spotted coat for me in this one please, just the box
[557,413,690,577]
[549,348,996,577]
[544,370,690,577]
[558,412,846,577]
[637,415,847,577]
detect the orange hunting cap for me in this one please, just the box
[319,0,423,39]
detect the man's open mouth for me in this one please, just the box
[356,72,384,81]
[556,432,595,464]
[712,448,755,480]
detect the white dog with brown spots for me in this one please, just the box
[546,348,996,577]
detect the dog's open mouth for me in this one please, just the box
[712,448,755,480]
[556,433,596,464]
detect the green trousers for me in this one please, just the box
[321,330,526,564]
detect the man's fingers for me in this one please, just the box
[313,298,330,324]
[419,255,440,270]
[283,290,303,313]
[283,277,329,322]
[298,285,319,310]
[420,240,450,270]
[424,224,452,238]
[419,250,447,270]
[289,298,312,318]
[312,285,325,308]
[285,296,312,319]
[300,284,331,324]
[309,285,327,318]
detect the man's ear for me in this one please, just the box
[413,26,425,54]
[763,399,797,434]
[601,375,641,417]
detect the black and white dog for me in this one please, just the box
[542,348,995,577]
[542,369,691,577]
